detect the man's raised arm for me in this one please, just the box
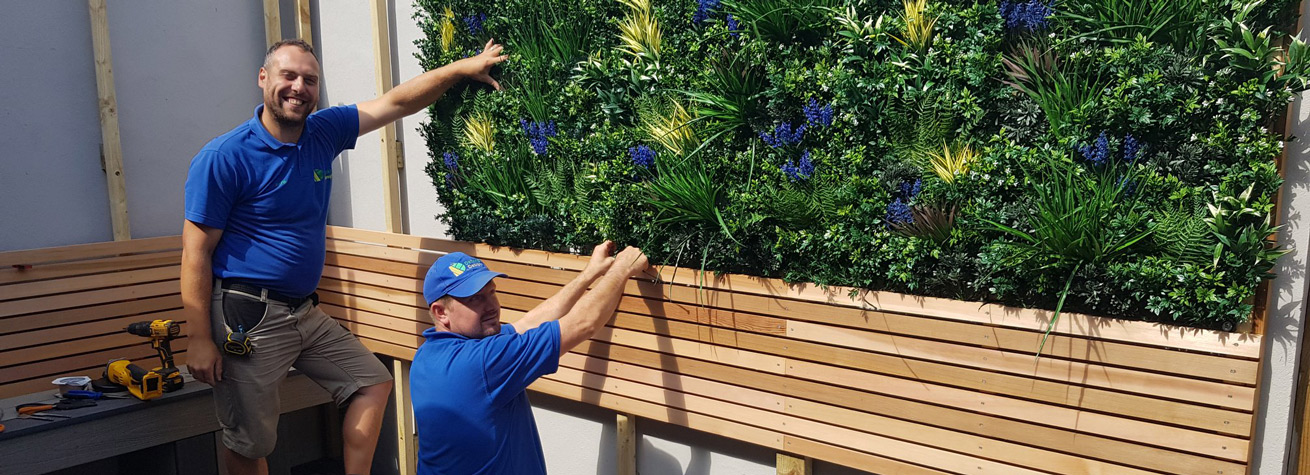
[513,242,617,333]
[355,38,507,136]
[555,247,650,356]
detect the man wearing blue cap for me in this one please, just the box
[410,242,649,474]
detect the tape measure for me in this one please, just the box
[223,326,253,356]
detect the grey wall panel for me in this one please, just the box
[318,1,386,232]
[0,2,112,250]
[108,1,265,240]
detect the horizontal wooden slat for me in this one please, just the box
[0,280,179,318]
[0,294,181,335]
[560,353,1162,474]
[0,250,180,285]
[781,436,948,475]
[496,286,1251,411]
[0,310,183,353]
[529,375,786,450]
[326,233,1258,389]
[2,265,180,301]
[0,235,180,268]
[546,365,1052,474]
[327,226,1259,358]
[564,338,1247,465]
[327,243,1256,385]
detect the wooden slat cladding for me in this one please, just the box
[0,230,1262,473]
[322,227,1264,474]
[0,238,183,399]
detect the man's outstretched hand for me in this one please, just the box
[583,241,617,278]
[456,38,508,90]
[611,246,649,278]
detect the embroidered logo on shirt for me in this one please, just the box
[313,169,333,182]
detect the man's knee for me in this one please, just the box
[224,431,277,460]
[354,379,393,404]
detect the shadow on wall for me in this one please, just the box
[332,148,354,228]
[639,438,711,475]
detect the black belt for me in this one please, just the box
[220,279,316,307]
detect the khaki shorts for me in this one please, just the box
[209,279,393,459]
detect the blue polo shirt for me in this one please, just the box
[184,104,358,297]
[411,321,561,475]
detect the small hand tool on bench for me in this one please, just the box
[17,403,77,418]
[63,390,128,400]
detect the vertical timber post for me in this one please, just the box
[295,0,313,46]
[370,0,405,235]
[617,414,637,475]
[777,453,812,475]
[370,1,414,474]
[87,0,130,241]
[263,0,282,47]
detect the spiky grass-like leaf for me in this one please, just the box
[463,112,496,154]
[618,0,661,61]
[441,7,457,53]
[642,100,699,156]
[890,0,935,55]
[1002,44,1107,136]
[892,204,956,243]
[927,141,976,184]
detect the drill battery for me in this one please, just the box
[103,358,164,401]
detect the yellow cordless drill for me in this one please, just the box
[125,320,185,392]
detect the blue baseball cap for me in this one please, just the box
[423,252,506,305]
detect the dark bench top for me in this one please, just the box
[0,367,332,475]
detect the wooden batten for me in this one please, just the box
[86,0,130,241]
[295,0,313,46]
[263,0,281,47]
[369,0,403,234]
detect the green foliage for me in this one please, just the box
[1002,44,1108,136]
[986,156,1151,354]
[1058,0,1215,53]
[416,0,1297,331]
[723,0,837,44]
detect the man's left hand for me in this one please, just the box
[456,39,508,90]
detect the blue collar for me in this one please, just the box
[250,104,304,150]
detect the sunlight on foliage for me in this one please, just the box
[642,100,699,156]
[891,0,935,55]
[440,7,456,53]
[928,142,977,184]
[618,0,661,62]
[462,112,495,154]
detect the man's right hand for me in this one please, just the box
[612,246,649,278]
[583,241,616,278]
[187,338,223,385]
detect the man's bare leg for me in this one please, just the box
[342,380,394,475]
[222,447,267,475]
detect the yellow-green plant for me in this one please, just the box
[890,0,935,55]
[928,141,976,184]
[463,112,495,154]
[642,100,698,156]
[441,7,456,53]
[618,0,661,61]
